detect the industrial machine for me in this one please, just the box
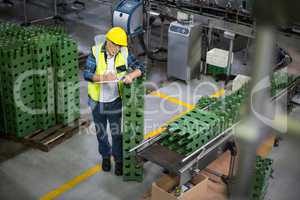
[147,0,255,26]
[113,0,143,36]
[167,20,202,81]
[192,0,254,12]
[145,0,255,83]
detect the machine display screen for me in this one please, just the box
[170,25,189,35]
[118,1,138,13]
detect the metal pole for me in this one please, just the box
[159,17,164,50]
[224,31,235,84]
[243,38,251,65]
[146,8,151,52]
[54,0,57,16]
[226,38,234,83]
[201,28,208,75]
[23,0,28,24]
[208,26,212,48]
[232,25,276,200]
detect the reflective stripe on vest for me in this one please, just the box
[88,44,128,102]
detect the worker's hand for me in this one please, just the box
[104,72,117,81]
[123,74,133,84]
[92,75,102,82]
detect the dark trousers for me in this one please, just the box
[92,98,122,162]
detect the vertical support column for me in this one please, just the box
[54,0,58,17]
[232,26,276,200]
[23,0,28,25]
[224,31,235,84]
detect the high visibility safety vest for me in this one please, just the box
[88,43,128,102]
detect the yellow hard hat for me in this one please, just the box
[106,27,128,47]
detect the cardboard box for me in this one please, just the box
[140,189,152,200]
[151,174,208,200]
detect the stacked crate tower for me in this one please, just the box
[31,34,56,130]
[52,37,80,124]
[0,22,80,138]
[251,156,273,200]
[122,77,145,182]
[0,38,37,137]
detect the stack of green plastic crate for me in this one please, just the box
[207,64,229,76]
[0,22,23,39]
[0,98,4,134]
[31,35,56,129]
[161,109,221,156]
[196,96,218,109]
[208,91,245,128]
[160,69,299,156]
[160,85,247,156]
[271,69,300,97]
[0,83,3,134]
[251,156,273,200]
[0,38,4,134]
[122,77,145,182]
[0,42,38,138]
[0,22,80,138]
[271,70,289,96]
[52,37,80,125]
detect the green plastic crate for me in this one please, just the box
[122,77,145,182]
[207,64,229,75]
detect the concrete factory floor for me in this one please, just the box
[1,1,300,200]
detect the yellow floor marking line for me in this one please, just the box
[40,88,224,200]
[150,91,195,110]
[40,165,102,200]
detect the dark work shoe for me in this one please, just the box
[102,158,111,172]
[115,162,123,176]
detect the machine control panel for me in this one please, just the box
[170,25,190,35]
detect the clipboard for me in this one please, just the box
[96,76,125,84]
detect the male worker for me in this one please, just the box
[84,27,144,176]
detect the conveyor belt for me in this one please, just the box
[137,125,234,175]
[132,78,299,187]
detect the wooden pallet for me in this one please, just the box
[1,119,90,152]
